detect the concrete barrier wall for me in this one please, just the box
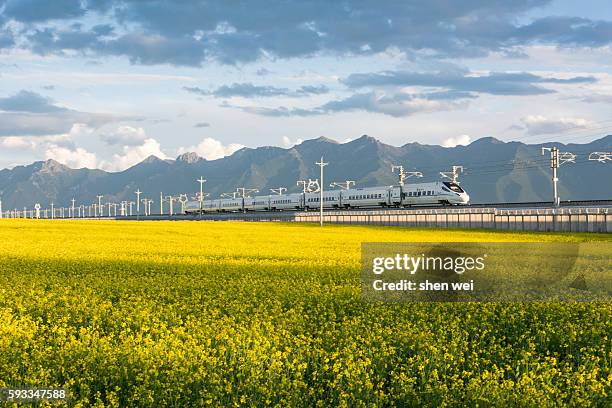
[294,208,611,233]
[5,206,610,233]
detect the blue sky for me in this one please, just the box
[1,0,612,170]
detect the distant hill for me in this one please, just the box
[0,135,610,208]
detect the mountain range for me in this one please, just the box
[1,135,611,209]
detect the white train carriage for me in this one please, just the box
[185,200,220,213]
[202,200,221,212]
[270,193,303,210]
[244,196,270,211]
[304,190,342,210]
[343,186,392,208]
[401,181,469,206]
[219,198,243,212]
[184,200,202,214]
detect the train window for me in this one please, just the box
[443,182,464,193]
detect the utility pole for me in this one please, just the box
[270,187,287,195]
[439,165,464,184]
[329,181,355,190]
[297,180,308,193]
[0,197,2,219]
[236,188,259,213]
[164,195,175,216]
[316,156,328,227]
[160,192,163,215]
[179,194,189,214]
[197,177,206,217]
[71,198,76,218]
[96,195,103,217]
[542,147,575,206]
[142,198,153,216]
[135,189,142,220]
[50,202,54,219]
[392,165,423,185]
[392,165,423,199]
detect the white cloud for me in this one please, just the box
[101,138,169,171]
[178,137,244,160]
[0,136,37,149]
[100,126,147,146]
[281,136,303,148]
[44,145,98,169]
[520,115,589,136]
[2,124,95,169]
[442,134,471,147]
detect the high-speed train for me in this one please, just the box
[185,181,469,214]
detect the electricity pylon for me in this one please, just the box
[439,165,464,184]
[542,146,576,207]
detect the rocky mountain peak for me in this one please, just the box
[176,152,202,164]
[141,155,164,164]
[39,159,69,173]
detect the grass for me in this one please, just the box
[0,220,610,407]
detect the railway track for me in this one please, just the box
[98,199,612,221]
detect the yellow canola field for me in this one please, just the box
[0,220,610,407]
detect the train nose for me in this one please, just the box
[461,193,470,204]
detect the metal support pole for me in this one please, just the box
[316,156,328,227]
[96,195,103,217]
[197,177,206,218]
[135,189,142,220]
